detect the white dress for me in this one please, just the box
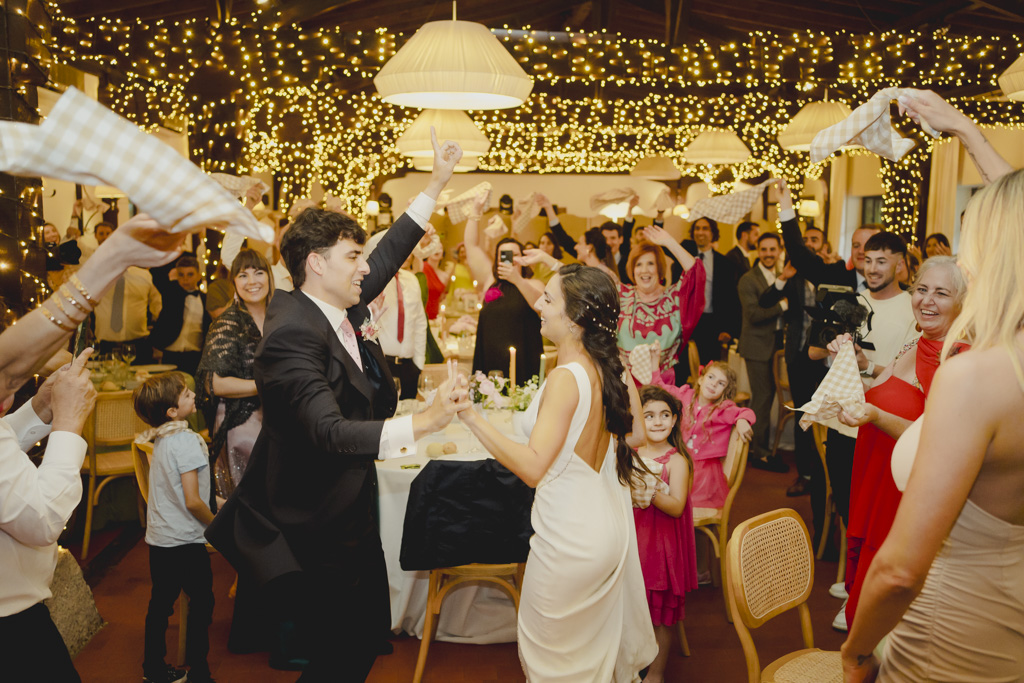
[517,362,657,682]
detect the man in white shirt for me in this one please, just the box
[370,250,427,401]
[206,133,465,682]
[93,261,162,365]
[0,351,97,683]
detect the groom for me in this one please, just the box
[206,131,465,681]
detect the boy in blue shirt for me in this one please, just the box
[133,372,216,683]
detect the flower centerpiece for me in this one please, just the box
[470,371,510,410]
[508,376,540,411]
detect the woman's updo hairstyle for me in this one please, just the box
[557,263,645,486]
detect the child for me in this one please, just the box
[670,362,754,509]
[133,372,216,683]
[632,385,698,683]
[151,254,212,376]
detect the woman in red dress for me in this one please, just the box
[830,256,967,626]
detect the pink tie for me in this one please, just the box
[338,317,363,371]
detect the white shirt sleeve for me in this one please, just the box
[404,193,438,229]
[220,231,245,269]
[0,423,86,547]
[3,400,52,452]
[379,414,416,459]
[778,207,797,222]
[411,279,428,370]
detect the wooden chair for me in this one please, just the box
[692,426,749,622]
[812,423,847,584]
[726,508,843,683]
[132,440,189,667]
[413,562,525,683]
[81,390,149,558]
[686,340,701,384]
[770,351,795,457]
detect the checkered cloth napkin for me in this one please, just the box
[483,214,508,240]
[0,87,271,241]
[653,186,675,213]
[210,173,269,200]
[795,341,866,438]
[589,187,636,213]
[442,182,492,224]
[628,342,660,385]
[631,458,671,509]
[687,179,775,225]
[511,193,542,234]
[810,87,940,163]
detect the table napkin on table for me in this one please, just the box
[810,87,940,163]
[795,341,866,438]
[0,87,271,241]
[687,179,775,225]
[443,182,492,224]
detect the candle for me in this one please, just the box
[509,346,517,390]
[539,353,547,384]
[439,304,447,337]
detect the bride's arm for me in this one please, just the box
[459,368,579,487]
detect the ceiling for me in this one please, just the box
[52,0,1024,45]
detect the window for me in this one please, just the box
[861,196,883,225]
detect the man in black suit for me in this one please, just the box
[206,135,466,682]
[726,220,759,276]
[600,194,639,284]
[672,216,741,384]
[150,254,211,376]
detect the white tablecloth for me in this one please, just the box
[376,410,528,644]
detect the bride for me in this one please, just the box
[455,263,657,681]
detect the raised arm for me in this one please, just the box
[774,179,837,287]
[463,195,496,292]
[537,194,577,257]
[642,224,696,272]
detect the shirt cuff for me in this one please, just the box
[774,278,787,290]
[5,399,52,451]
[42,431,88,471]
[779,300,789,312]
[778,208,796,222]
[379,414,416,459]
[548,215,560,228]
[405,193,437,229]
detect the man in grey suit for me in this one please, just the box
[738,232,788,472]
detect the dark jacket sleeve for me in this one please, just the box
[780,217,848,287]
[360,210,426,304]
[548,219,578,258]
[717,254,742,338]
[759,280,787,308]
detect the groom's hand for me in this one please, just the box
[423,126,463,200]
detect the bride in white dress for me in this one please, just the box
[456,263,657,682]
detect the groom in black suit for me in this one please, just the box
[207,133,465,682]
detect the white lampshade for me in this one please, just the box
[630,155,682,180]
[999,54,1024,101]
[410,154,480,173]
[396,109,491,158]
[797,199,821,218]
[684,129,751,165]
[672,204,689,218]
[778,100,855,152]
[374,20,534,110]
[364,200,380,217]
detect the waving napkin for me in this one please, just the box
[443,182,492,224]
[210,173,269,200]
[795,341,866,438]
[483,214,508,240]
[687,179,774,225]
[628,343,661,385]
[631,458,671,509]
[589,187,637,213]
[0,88,271,241]
[511,193,542,234]
[810,87,941,163]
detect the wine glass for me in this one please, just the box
[120,342,137,366]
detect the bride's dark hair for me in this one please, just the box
[557,263,644,486]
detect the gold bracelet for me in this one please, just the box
[59,284,92,313]
[50,292,79,321]
[40,304,78,333]
[69,274,99,307]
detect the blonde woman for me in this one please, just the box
[842,170,1024,682]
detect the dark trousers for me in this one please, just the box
[144,543,214,678]
[825,430,857,528]
[160,350,203,377]
[744,357,775,460]
[0,603,81,683]
[385,356,421,401]
[98,336,154,365]
[789,353,828,545]
[691,313,726,367]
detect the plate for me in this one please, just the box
[133,364,177,373]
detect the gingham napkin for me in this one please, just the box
[413,232,443,260]
[631,458,671,509]
[443,182,492,224]
[589,188,636,213]
[628,342,660,385]
[810,88,940,163]
[511,193,542,234]
[210,173,269,200]
[687,179,774,225]
[0,88,271,241]
[795,341,866,438]
[653,186,675,213]
[483,214,508,240]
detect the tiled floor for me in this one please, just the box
[72,451,849,682]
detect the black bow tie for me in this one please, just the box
[185,290,202,297]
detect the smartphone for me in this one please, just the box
[499,250,514,265]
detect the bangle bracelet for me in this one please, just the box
[69,274,99,306]
[58,284,92,313]
[40,304,78,333]
[50,292,82,322]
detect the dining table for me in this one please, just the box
[376,406,528,644]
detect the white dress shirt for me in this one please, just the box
[0,401,86,617]
[697,247,714,313]
[377,269,427,370]
[165,292,204,352]
[93,266,162,342]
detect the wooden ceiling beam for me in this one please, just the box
[887,0,974,31]
[58,0,182,18]
[972,0,1024,20]
[276,0,364,26]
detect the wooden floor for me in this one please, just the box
[71,450,848,682]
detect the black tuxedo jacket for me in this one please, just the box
[759,271,812,361]
[206,211,423,595]
[672,240,741,339]
[149,284,211,351]
[780,217,857,289]
[725,245,751,276]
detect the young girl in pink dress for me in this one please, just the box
[665,362,753,509]
[633,385,698,683]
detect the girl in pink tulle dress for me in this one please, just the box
[632,385,698,683]
[665,362,754,509]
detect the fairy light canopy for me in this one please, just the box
[396,109,491,158]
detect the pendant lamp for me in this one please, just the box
[999,54,1024,101]
[778,100,855,152]
[374,6,533,110]
[630,155,682,180]
[684,129,751,165]
[410,155,480,173]
[396,109,491,158]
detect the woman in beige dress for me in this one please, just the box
[842,92,1024,682]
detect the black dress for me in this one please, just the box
[472,281,543,381]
